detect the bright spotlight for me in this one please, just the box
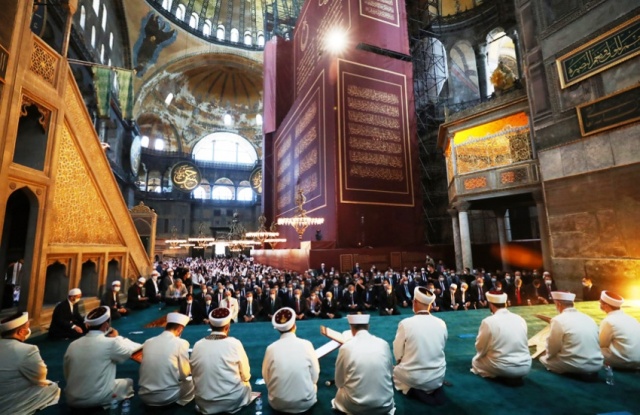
[325,29,347,54]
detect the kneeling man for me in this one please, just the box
[393,287,447,405]
[139,312,194,407]
[599,291,640,370]
[262,307,320,413]
[191,308,252,414]
[471,290,531,381]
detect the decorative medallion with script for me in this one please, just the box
[171,161,201,192]
[250,166,263,194]
[556,15,640,88]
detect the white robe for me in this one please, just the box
[63,331,134,408]
[0,339,60,415]
[139,331,194,406]
[393,313,447,393]
[333,330,395,415]
[190,333,252,414]
[262,332,319,413]
[541,308,603,374]
[600,310,640,369]
[471,308,532,378]
[221,297,240,322]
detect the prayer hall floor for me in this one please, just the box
[33,301,640,414]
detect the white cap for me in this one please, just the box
[272,307,295,331]
[600,291,623,308]
[112,280,121,286]
[138,277,146,283]
[0,312,28,333]
[151,270,160,277]
[208,308,231,327]
[347,313,370,325]
[167,312,190,327]
[486,291,508,304]
[551,291,576,301]
[84,306,111,326]
[68,288,82,296]
[414,286,435,305]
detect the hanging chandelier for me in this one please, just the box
[188,223,216,249]
[246,214,280,248]
[224,211,259,253]
[165,226,187,249]
[277,188,324,240]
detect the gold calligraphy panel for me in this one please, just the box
[455,127,532,175]
[576,83,640,137]
[339,59,414,206]
[171,162,201,192]
[359,0,399,26]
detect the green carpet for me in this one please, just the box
[32,302,640,414]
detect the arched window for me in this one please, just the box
[244,31,252,46]
[109,32,113,49]
[212,178,235,200]
[161,0,173,10]
[203,19,212,36]
[192,132,258,165]
[91,26,96,47]
[223,113,233,126]
[154,138,165,151]
[486,28,518,95]
[79,6,86,29]
[102,4,107,30]
[147,170,162,193]
[189,13,199,29]
[163,168,173,192]
[237,181,253,201]
[92,0,100,15]
[193,179,210,199]
[141,135,150,147]
[216,25,225,41]
[230,28,239,43]
[257,32,265,47]
[176,4,186,20]
[255,114,263,126]
[136,170,147,191]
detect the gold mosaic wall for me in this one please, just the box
[455,129,532,175]
[49,125,123,245]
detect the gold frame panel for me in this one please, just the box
[576,83,640,137]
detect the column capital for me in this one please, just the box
[447,208,458,218]
[454,201,471,212]
[474,42,488,56]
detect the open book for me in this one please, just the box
[315,326,352,359]
[528,314,552,359]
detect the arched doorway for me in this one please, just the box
[0,188,39,310]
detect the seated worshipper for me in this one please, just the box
[379,281,400,315]
[202,295,216,323]
[362,283,378,312]
[540,291,604,378]
[582,277,601,301]
[263,288,283,321]
[64,306,134,409]
[343,283,362,313]
[262,308,320,413]
[332,314,396,415]
[509,278,527,307]
[220,291,240,323]
[470,277,488,309]
[321,291,342,319]
[306,292,323,318]
[128,277,150,310]
[396,278,413,308]
[0,312,60,414]
[179,293,205,324]
[291,288,308,320]
[165,278,188,305]
[525,278,548,305]
[239,292,261,323]
[457,282,471,310]
[425,282,442,312]
[393,287,447,405]
[599,291,640,370]
[49,288,86,340]
[101,280,129,319]
[190,308,253,414]
[471,290,532,382]
[442,283,460,311]
[139,312,195,407]
[146,271,163,303]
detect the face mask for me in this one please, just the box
[114,287,120,292]
[461,287,467,292]
[24,328,31,340]
[270,295,276,299]
[206,301,211,305]
[70,298,80,305]
[187,300,193,305]
[491,278,496,283]
[311,296,316,300]
[545,280,552,286]
[496,287,502,291]
[334,284,339,287]
[247,297,253,302]
[427,288,434,293]
[477,283,483,287]
[403,282,408,285]
[439,277,444,282]
[582,282,589,287]
[505,277,511,281]
[295,295,300,299]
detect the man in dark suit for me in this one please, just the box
[145,271,162,303]
[239,292,261,323]
[127,277,150,310]
[342,284,362,313]
[49,288,86,340]
[202,294,215,323]
[362,283,378,312]
[281,283,295,306]
[509,278,527,307]
[160,268,175,297]
[325,278,343,308]
[395,278,413,308]
[179,293,205,324]
[470,276,488,309]
[442,284,460,311]
[101,280,128,319]
[321,291,341,319]
[263,288,283,320]
[291,289,308,320]
[582,277,600,301]
[352,262,362,275]
[379,281,400,315]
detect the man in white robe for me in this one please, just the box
[0,312,60,414]
[540,291,603,377]
[262,307,320,413]
[471,290,532,381]
[332,313,395,415]
[599,291,640,370]
[139,312,195,406]
[190,307,252,414]
[220,291,239,323]
[393,287,447,405]
[64,306,134,408]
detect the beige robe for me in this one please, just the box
[600,310,640,369]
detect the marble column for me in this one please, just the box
[533,190,552,272]
[494,208,509,272]
[448,208,463,272]
[474,42,488,100]
[507,28,523,80]
[456,202,473,271]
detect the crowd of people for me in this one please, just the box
[0,256,639,414]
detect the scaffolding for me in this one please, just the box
[264,0,301,40]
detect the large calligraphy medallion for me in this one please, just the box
[171,161,201,192]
